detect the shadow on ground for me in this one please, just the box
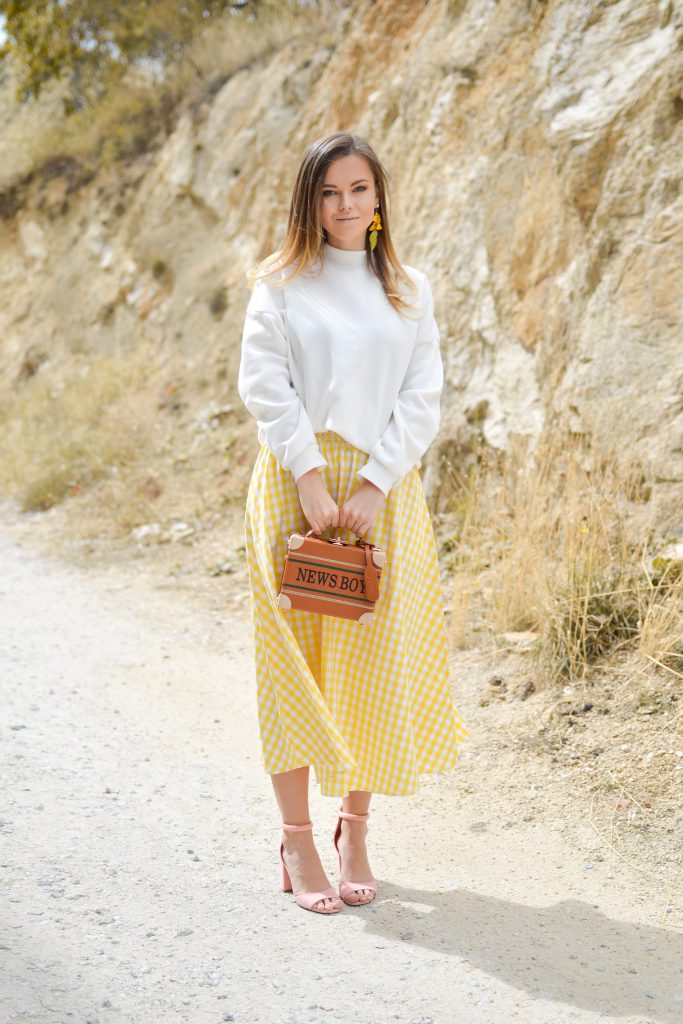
[363,883,682,1021]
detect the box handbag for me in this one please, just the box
[277,529,386,624]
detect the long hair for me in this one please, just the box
[246,131,421,317]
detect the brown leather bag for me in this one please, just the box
[277,529,386,624]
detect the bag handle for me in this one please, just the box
[302,529,380,601]
[303,528,377,551]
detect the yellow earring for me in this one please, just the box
[369,207,383,251]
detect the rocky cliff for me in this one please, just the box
[1,0,681,509]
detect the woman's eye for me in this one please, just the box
[321,186,367,197]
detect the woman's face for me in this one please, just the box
[318,153,378,251]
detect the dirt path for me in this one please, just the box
[1,523,681,1024]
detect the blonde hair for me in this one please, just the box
[246,131,421,317]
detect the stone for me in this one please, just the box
[0,1,680,512]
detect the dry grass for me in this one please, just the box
[0,333,252,555]
[174,0,337,90]
[639,571,683,680]
[0,342,161,515]
[444,433,683,685]
[0,1,334,190]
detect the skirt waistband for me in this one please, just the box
[315,429,362,446]
[314,430,370,455]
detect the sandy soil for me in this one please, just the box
[1,496,681,1024]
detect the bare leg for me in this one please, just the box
[271,766,343,912]
[338,789,374,904]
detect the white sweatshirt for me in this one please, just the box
[237,240,443,496]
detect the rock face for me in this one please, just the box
[0,0,681,502]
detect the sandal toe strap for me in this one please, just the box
[339,878,376,899]
[294,886,340,911]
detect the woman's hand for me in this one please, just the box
[338,481,386,538]
[296,468,339,534]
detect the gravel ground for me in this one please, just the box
[1,525,681,1024]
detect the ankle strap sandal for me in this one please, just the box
[279,821,343,914]
[333,806,377,906]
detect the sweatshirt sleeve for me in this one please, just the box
[237,278,328,481]
[356,272,443,496]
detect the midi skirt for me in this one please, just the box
[243,430,469,797]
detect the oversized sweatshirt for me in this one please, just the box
[237,240,443,496]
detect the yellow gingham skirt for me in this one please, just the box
[243,430,469,797]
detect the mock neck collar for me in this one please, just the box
[322,241,369,266]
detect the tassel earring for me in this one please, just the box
[368,207,382,251]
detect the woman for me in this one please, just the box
[237,131,469,915]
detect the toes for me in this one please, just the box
[315,896,341,912]
[340,885,375,905]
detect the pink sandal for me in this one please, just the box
[333,806,377,905]
[280,821,343,914]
